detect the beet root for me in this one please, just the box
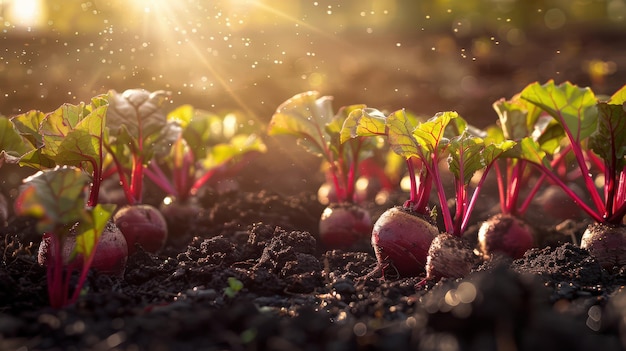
[318,202,372,249]
[38,221,128,276]
[425,233,480,281]
[580,223,626,270]
[371,206,438,277]
[477,213,535,259]
[159,196,202,234]
[114,204,168,254]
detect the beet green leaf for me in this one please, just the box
[0,116,33,166]
[14,166,90,233]
[39,96,109,175]
[74,203,116,260]
[520,80,597,142]
[268,91,334,157]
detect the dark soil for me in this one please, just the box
[1,180,626,351]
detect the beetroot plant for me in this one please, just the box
[14,166,119,308]
[515,80,626,269]
[104,89,172,253]
[475,92,564,259]
[1,95,130,276]
[4,95,110,206]
[268,91,376,249]
[343,109,514,277]
[144,105,266,228]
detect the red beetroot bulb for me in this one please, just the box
[425,233,479,281]
[114,204,168,254]
[38,221,128,276]
[371,206,438,277]
[319,203,372,249]
[580,223,626,270]
[477,213,535,259]
[159,196,201,233]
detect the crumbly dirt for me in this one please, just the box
[1,185,625,351]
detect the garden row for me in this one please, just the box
[0,80,624,308]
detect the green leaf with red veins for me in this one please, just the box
[107,89,169,141]
[411,111,460,155]
[385,109,421,159]
[14,166,90,233]
[447,134,487,184]
[106,89,170,160]
[10,110,55,169]
[268,91,334,157]
[493,91,565,157]
[75,203,116,260]
[520,80,598,142]
[589,103,626,171]
[448,133,514,185]
[515,137,551,168]
[11,110,46,148]
[0,116,33,166]
[39,96,109,175]
[326,104,365,144]
[483,140,517,164]
[327,104,381,161]
[339,107,387,143]
[444,114,468,140]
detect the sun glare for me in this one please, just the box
[5,0,46,28]
[127,0,171,14]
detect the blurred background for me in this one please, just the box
[1,0,626,127]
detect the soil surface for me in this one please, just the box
[1,177,626,351]
[2,23,626,351]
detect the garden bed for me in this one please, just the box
[1,175,625,350]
